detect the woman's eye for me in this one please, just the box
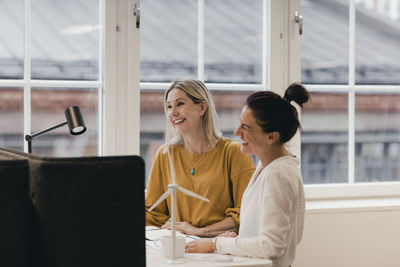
[177,102,184,106]
[167,105,172,109]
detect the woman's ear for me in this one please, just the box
[265,132,280,144]
[200,100,209,116]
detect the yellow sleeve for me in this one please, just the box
[145,146,170,227]
[224,141,255,226]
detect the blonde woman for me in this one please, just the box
[145,79,255,237]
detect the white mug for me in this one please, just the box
[161,235,186,258]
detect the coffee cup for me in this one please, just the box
[161,235,186,258]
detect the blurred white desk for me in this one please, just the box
[146,227,272,267]
[146,249,272,267]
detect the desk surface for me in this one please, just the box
[146,228,272,267]
[146,248,272,267]
[147,249,272,267]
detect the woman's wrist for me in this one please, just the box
[201,226,211,237]
[212,237,217,252]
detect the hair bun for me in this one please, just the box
[283,83,310,107]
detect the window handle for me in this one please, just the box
[295,11,303,35]
[133,3,140,29]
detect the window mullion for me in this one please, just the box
[197,0,204,81]
[23,0,31,153]
[262,0,268,89]
[348,89,355,184]
[348,0,356,184]
[29,80,102,88]
[98,0,105,156]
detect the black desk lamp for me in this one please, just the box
[25,106,87,153]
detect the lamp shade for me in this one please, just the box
[65,106,86,135]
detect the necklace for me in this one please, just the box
[184,147,206,175]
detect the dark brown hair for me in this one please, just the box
[246,83,310,143]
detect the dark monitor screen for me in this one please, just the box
[28,155,146,267]
[0,147,145,267]
[0,157,30,267]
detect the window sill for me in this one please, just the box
[306,197,400,214]
[305,181,400,200]
[304,182,400,214]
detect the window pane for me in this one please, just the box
[31,0,100,80]
[301,0,349,84]
[140,0,197,82]
[204,0,264,83]
[213,90,252,137]
[31,88,98,156]
[213,90,259,163]
[301,92,348,184]
[0,87,24,150]
[355,1,400,85]
[140,89,165,180]
[355,92,400,182]
[0,0,24,79]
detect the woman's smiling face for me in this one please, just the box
[166,88,205,136]
[234,105,269,157]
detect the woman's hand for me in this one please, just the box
[217,231,237,238]
[162,220,201,236]
[185,238,215,253]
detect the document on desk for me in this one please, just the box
[145,226,199,242]
[146,226,200,255]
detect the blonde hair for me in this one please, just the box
[163,79,221,151]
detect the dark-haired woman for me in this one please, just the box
[185,83,309,267]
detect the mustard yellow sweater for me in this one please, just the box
[145,137,255,228]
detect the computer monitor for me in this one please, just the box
[0,153,29,267]
[28,154,146,267]
[0,147,146,267]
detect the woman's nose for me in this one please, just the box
[234,126,240,136]
[170,106,178,115]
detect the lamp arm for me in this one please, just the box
[27,121,68,140]
[25,121,68,153]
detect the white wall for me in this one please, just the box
[294,206,400,267]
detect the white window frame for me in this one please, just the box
[103,0,141,156]
[0,0,104,154]
[138,0,299,154]
[138,0,400,200]
[0,0,142,157]
[104,0,400,209]
[138,0,302,169]
[293,0,400,200]
[6,0,400,200]
[140,0,271,92]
